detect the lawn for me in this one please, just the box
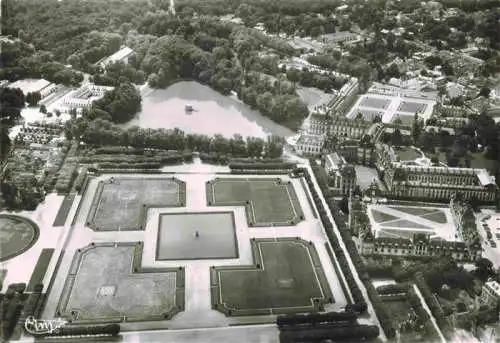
[53,194,76,227]
[393,147,422,161]
[383,299,414,324]
[360,97,391,109]
[370,209,399,223]
[156,212,238,260]
[397,101,427,113]
[57,243,184,322]
[211,238,333,316]
[87,177,186,231]
[388,206,437,217]
[207,178,304,226]
[378,228,424,239]
[0,215,39,262]
[383,219,433,230]
[420,211,448,224]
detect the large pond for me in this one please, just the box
[122,81,295,138]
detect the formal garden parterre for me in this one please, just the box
[56,242,185,323]
[211,237,333,316]
[206,178,304,227]
[86,177,186,231]
[0,214,40,262]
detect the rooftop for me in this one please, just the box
[484,281,500,298]
[98,46,134,67]
[8,79,52,94]
[296,134,325,146]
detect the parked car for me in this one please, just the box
[489,240,497,248]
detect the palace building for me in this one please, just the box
[323,152,357,195]
[359,233,481,262]
[375,144,498,203]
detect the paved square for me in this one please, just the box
[211,238,333,316]
[157,212,238,260]
[56,243,184,322]
[207,178,304,226]
[367,205,457,241]
[87,177,186,231]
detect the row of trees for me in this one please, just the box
[296,166,368,312]
[67,117,284,158]
[91,82,142,123]
[308,161,397,339]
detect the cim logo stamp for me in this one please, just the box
[24,316,67,335]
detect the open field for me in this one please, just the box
[211,238,333,316]
[87,177,185,231]
[157,212,238,260]
[207,178,304,226]
[57,243,184,322]
[0,215,39,262]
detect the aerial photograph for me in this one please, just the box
[0,0,499,342]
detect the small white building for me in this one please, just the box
[97,46,134,69]
[8,79,56,98]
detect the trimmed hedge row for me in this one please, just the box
[55,163,78,194]
[306,160,396,339]
[229,162,296,170]
[41,324,120,337]
[99,162,162,169]
[230,158,285,164]
[94,169,162,174]
[414,272,453,338]
[1,283,26,341]
[73,168,88,193]
[376,283,411,295]
[293,167,366,310]
[199,153,230,164]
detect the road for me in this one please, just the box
[120,324,279,343]
[412,284,446,343]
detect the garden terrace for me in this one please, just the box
[211,238,333,316]
[56,242,184,323]
[86,177,186,231]
[206,178,304,227]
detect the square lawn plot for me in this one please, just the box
[157,212,238,260]
[397,101,427,113]
[208,179,303,226]
[89,178,184,231]
[58,245,182,321]
[360,97,390,109]
[213,239,332,315]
